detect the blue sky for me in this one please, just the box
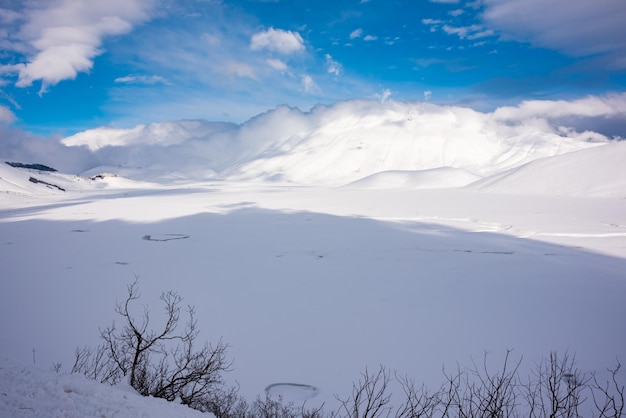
[1,0,625,136]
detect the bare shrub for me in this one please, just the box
[591,361,624,418]
[334,366,393,418]
[394,373,441,418]
[73,281,624,418]
[522,351,588,418]
[438,350,520,418]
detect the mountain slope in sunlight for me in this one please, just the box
[58,101,608,185]
[469,140,626,198]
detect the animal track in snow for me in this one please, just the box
[142,234,190,242]
[265,383,319,401]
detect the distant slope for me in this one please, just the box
[344,167,482,189]
[0,163,157,197]
[0,163,70,195]
[468,141,626,197]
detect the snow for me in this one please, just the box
[0,359,210,418]
[468,140,626,198]
[1,97,625,415]
[1,165,625,414]
[344,167,482,189]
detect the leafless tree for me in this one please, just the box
[72,277,231,410]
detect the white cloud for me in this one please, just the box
[325,54,342,76]
[250,27,304,54]
[363,35,378,41]
[449,9,464,17]
[481,0,626,58]
[266,58,288,71]
[429,0,460,3]
[7,0,153,94]
[349,28,363,39]
[114,75,170,85]
[421,18,442,25]
[423,90,432,101]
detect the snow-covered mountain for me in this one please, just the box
[54,100,618,187]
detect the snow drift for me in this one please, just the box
[469,140,626,198]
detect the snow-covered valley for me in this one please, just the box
[1,99,625,416]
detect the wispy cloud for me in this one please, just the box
[0,104,15,124]
[363,35,378,41]
[442,24,494,40]
[1,0,153,94]
[349,28,363,39]
[421,18,442,26]
[301,75,320,94]
[373,88,392,102]
[114,74,170,85]
[250,27,305,54]
[215,60,258,80]
[325,54,342,76]
[266,58,288,72]
[492,93,626,121]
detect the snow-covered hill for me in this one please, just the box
[468,140,626,198]
[344,167,482,189]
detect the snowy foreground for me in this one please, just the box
[0,359,208,418]
[1,155,626,416]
